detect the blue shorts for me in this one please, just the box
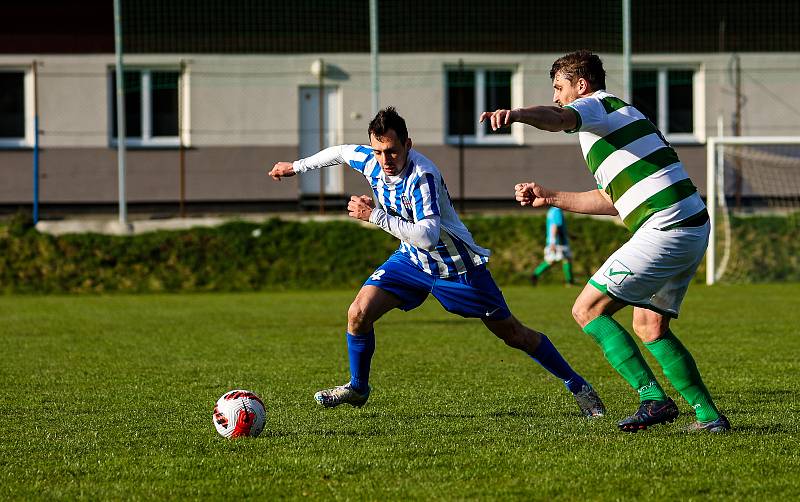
[363,252,511,321]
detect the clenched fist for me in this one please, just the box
[348,195,375,221]
[514,182,551,208]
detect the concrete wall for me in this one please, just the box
[0,52,796,206]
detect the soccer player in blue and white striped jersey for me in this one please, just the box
[269,107,604,417]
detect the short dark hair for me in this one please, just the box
[368,106,408,144]
[549,50,606,91]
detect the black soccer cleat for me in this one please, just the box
[617,398,679,432]
[687,414,731,433]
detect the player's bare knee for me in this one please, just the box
[501,331,527,351]
[347,301,371,334]
[487,318,525,350]
[503,322,538,352]
[572,302,592,327]
[632,317,664,343]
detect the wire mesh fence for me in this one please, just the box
[2,0,800,216]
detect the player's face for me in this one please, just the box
[370,129,412,176]
[552,71,582,107]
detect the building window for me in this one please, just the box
[632,68,697,142]
[0,71,27,147]
[446,67,517,145]
[110,69,180,147]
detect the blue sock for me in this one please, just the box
[530,335,587,394]
[347,331,375,394]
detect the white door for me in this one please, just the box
[299,86,342,196]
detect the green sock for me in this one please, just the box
[562,261,573,283]
[533,262,550,277]
[645,330,720,422]
[583,315,668,402]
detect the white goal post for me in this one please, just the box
[706,136,800,285]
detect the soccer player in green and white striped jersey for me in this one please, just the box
[480,50,729,433]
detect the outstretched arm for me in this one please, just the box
[515,182,618,216]
[269,145,349,180]
[479,106,578,133]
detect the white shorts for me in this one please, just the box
[588,222,709,318]
[544,244,572,263]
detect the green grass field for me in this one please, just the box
[2,284,799,500]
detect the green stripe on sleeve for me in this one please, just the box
[605,147,681,201]
[622,178,698,232]
[601,96,629,114]
[585,119,659,173]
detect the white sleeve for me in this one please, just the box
[292,145,347,173]
[369,209,441,250]
[565,97,608,135]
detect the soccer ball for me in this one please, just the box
[213,389,267,438]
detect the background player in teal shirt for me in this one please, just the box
[531,207,574,285]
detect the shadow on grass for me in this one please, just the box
[259,428,387,439]
[378,318,475,328]
[727,424,794,434]
[363,409,541,421]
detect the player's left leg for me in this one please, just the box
[482,315,605,417]
[432,265,605,417]
[562,259,573,285]
[633,309,729,433]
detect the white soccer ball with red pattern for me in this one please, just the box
[213,389,266,438]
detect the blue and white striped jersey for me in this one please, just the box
[294,145,490,277]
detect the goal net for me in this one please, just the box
[706,137,800,284]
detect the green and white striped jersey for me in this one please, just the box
[565,91,706,233]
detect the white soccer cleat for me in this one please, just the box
[314,382,371,408]
[573,384,606,418]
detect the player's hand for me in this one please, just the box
[269,162,296,181]
[348,195,374,221]
[479,109,516,131]
[514,182,550,208]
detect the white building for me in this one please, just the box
[1,0,798,215]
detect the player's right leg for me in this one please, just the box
[531,260,550,285]
[531,246,556,285]
[315,254,430,409]
[573,285,678,431]
[314,285,401,408]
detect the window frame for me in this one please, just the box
[0,67,34,149]
[108,66,186,149]
[632,64,705,145]
[444,65,522,146]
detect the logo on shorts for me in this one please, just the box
[604,260,634,285]
[485,307,502,318]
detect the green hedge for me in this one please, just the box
[0,212,796,293]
